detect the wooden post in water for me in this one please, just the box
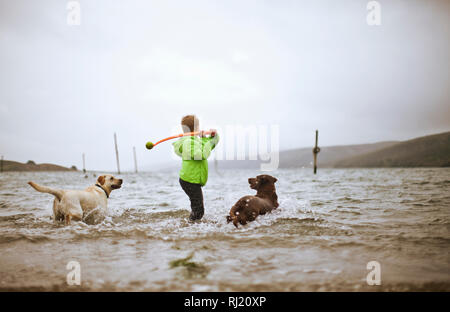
[312,130,320,174]
[82,153,86,173]
[133,146,138,173]
[114,133,121,174]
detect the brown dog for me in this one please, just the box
[227,175,279,227]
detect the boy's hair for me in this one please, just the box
[181,115,199,133]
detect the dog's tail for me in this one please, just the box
[28,181,63,201]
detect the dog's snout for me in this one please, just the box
[118,179,123,184]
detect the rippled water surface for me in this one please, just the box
[0,168,449,291]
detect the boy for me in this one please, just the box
[173,115,219,221]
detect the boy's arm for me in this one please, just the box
[172,139,183,157]
[201,132,220,159]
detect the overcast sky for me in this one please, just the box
[0,0,449,172]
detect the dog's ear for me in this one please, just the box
[97,175,105,185]
[258,175,277,184]
[256,175,266,183]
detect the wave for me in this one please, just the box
[337,197,364,204]
[0,233,51,244]
[0,213,35,222]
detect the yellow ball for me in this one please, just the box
[146,142,154,150]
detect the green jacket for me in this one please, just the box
[173,134,220,186]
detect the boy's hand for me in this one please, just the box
[209,129,217,137]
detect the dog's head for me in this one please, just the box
[248,175,277,190]
[97,174,123,193]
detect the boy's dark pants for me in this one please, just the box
[179,178,204,221]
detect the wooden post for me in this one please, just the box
[114,133,121,174]
[0,155,3,173]
[312,130,320,174]
[133,146,138,173]
[82,153,86,173]
[214,157,221,176]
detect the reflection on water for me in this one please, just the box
[0,168,449,291]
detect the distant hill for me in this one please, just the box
[215,141,399,169]
[1,160,78,172]
[334,131,450,168]
[279,141,399,168]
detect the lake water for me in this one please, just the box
[0,168,449,291]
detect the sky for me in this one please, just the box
[0,0,449,172]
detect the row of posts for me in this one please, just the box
[82,133,137,175]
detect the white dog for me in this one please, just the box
[28,175,123,225]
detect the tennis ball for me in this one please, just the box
[146,142,154,150]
